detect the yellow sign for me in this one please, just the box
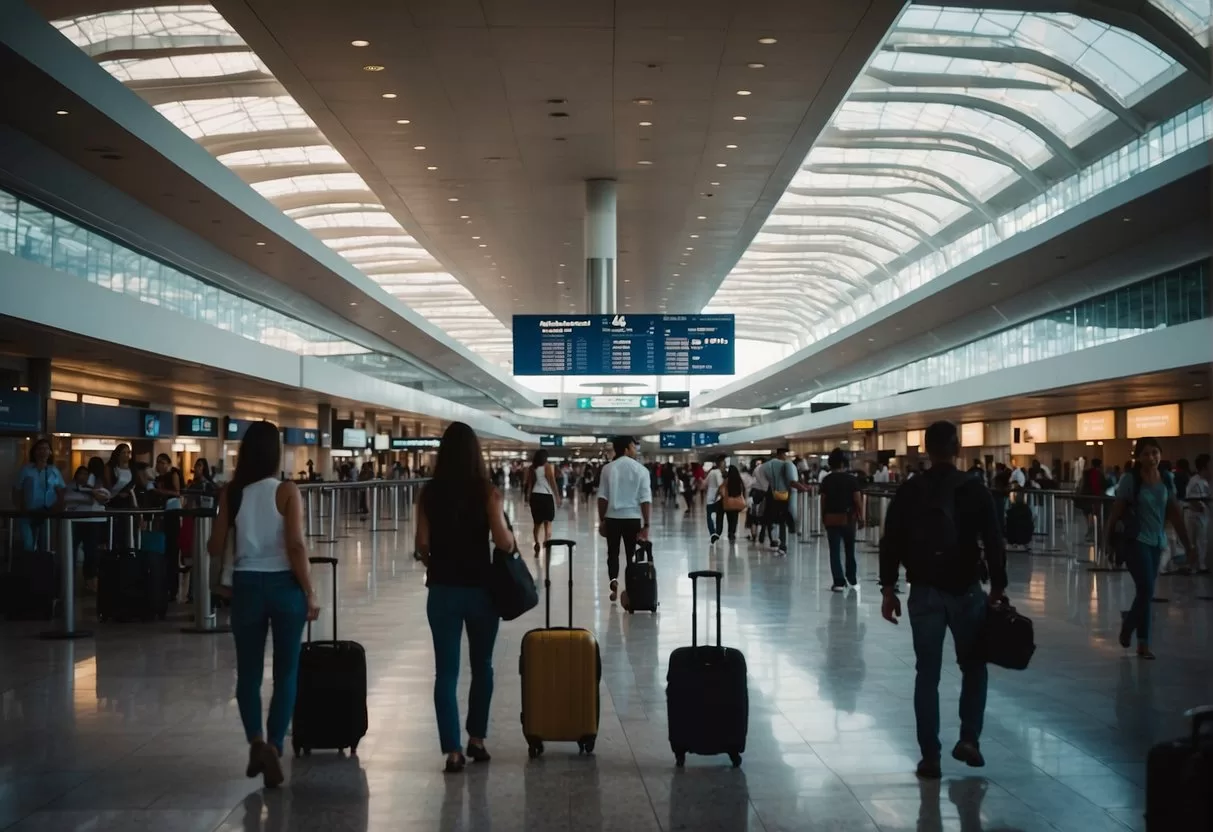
[1011,417,1047,455]
[1126,404,1180,438]
[851,419,876,431]
[906,429,922,451]
[1076,410,1115,441]
[961,422,985,447]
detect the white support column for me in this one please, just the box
[585,179,617,315]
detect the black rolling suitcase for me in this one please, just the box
[1146,706,1213,831]
[1005,501,1034,547]
[0,545,57,621]
[96,548,168,622]
[666,570,748,767]
[292,556,368,757]
[623,540,658,614]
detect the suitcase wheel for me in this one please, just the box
[578,736,596,755]
[627,608,634,615]
[527,741,544,759]
[729,752,742,768]
[675,751,686,767]
[350,742,359,755]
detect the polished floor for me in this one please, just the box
[2,493,1212,832]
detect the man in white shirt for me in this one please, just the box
[597,436,652,603]
[705,456,726,544]
[1185,453,1210,574]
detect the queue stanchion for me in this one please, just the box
[305,488,319,537]
[328,487,341,544]
[798,491,810,542]
[370,485,380,533]
[391,482,400,531]
[40,515,92,640]
[182,511,229,634]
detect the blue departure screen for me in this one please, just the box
[660,432,695,450]
[512,314,735,376]
[692,432,721,447]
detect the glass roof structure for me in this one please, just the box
[52,5,513,365]
[707,2,1211,350]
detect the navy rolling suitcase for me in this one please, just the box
[666,570,748,767]
[96,548,168,622]
[623,540,658,614]
[1145,705,1213,830]
[292,557,368,757]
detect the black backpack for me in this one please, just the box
[909,470,968,562]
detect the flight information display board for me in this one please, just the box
[513,314,735,376]
[660,432,694,450]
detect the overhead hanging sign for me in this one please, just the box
[390,437,442,450]
[692,432,721,448]
[1126,404,1180,438]
[851,419,877,431]
[659,431,694,450]
[658,390,691,409]
[1076,410,1116,441]
[575,395,657,410]
[176,415,219,438]
[539,435,564,447]
[961,422,985,448]
[512,314,735,376]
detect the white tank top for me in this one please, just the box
[234,478,289,572]
[530,466,553,496]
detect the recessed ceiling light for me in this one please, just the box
[638,160,653,165]
[715,162,727,167]
[633,97,653,105]
[697,215,707,220]
[690,234,699,239]
[685,246,694,251]
[726,144,738,149]
[732,115,747,121]
[472,236,481,240]
[624,279,630,283]
[459,214,470,219]
[559,263,566,267]
[639,121,652,127]
[989,281,1000,286]
[867,337,875,342]
[758,37,777,44]
[395,118,411,125]
[478,243,487,248]
[679,262,687,266]
[351,39,370,47]
[255,241,266,246]
[55,109,69,116]
[1123,216,1132,222]
[736,90,752,96]
[390,329,397,333]
[412,145,426,150]
[381,92,397,99]
[426,165,438,170]
[447,197,459,202]
[557,280,565,285]
[673,273,680,277]
[709,181,720,186]
[363,65,385,72]
[747,62,766,69]
[349,301,358,306]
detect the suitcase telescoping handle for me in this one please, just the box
[306,556,339,642]
[636,539,653,563]
[543,539,576,629]
[689,570,723,648]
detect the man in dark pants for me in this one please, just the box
[879,421,1008,780]
[598,436,652,604]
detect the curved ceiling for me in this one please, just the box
[50,4,514,364]
[706,1,1210,349]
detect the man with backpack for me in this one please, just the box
[879,421,1008,780]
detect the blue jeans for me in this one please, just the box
[908,583,989,760]
[826,524,857,586]
[1124,543,1163,644]
[230,570,308,753]
[427,584,500,754]
[18,517,51,552]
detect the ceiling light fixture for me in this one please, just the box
[447,197,459,202]
[556,280,565,285]
[395,118,411,124]
[633,97,653,105]
[255,241,266,246]
[673,273,680,277]
[736,90,752,96]
[351,39,370,47]
[459,214,469,219]
[726,144,737,149]
[732,115,747,121]
[478,243,487,248]
[638,160,653,165]
[747,62,766,69]
[758,37,777,44]
[639,121,652,126]
[412,145,426,150]
[685,246,694,251]
[55,109,69,116]
[472,236,481,240]
[690,234,699,238]
[426,165,438,170]
[349,301,358,306]
[715,162,727,167]
[363,65,385,72]
[381,92,397,99]
[697,215,707,220]
[709,181,720,186]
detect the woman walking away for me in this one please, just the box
[415,422,515,773]
[1104,437,1193,660]
[207,421,319,787]
[820,448,864,591]
[524,449,560,556]
[718,465,747,543]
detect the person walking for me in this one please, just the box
[523,449,560,557]
[415,422,515,772]
[1184,453,1210,574]
[820,448,864,591]
[597,436,651,604]
[879,421,1007,779]
[705,455,726,544]
[718,465,747,543]
[1104,436,1193,660]
[207,421,319,788]
[762,448,803,556]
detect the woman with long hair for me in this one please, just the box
[523,449,560,556]
[717,465,747,543]
[207,421,319,787]
[13,437,66,551]
[1104,436,1193,659]
[415,422,515,773]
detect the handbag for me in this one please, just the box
[723,495,746,513]
[489,545,538,621]
[981,599,1036,670]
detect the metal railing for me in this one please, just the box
[297,478,428,543]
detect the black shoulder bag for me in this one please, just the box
[489,515,538,621]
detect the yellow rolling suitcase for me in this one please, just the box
[520,538,600,757]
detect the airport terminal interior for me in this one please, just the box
[0,0,1211,830]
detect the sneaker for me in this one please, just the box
[830,584,845,592]
[951,741,985,768]
[1118,612,1132,649]
[916,758,942,779]
[778,547,788,557]
[609,579,619,603]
